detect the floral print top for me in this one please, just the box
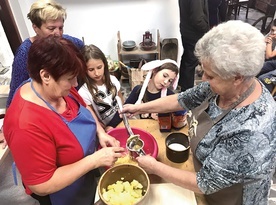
[178,81,276,205]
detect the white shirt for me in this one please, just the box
[78,75,120,125]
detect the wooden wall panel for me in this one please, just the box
[0,0,22,55]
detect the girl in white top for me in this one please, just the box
[78,44,124,131]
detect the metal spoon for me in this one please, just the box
[115,97,137,135]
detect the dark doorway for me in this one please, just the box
[0,0,22,55]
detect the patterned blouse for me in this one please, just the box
[178,81,276,205]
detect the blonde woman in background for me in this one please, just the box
[7,0,84,108]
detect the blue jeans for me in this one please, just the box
[257,60,276,77]
[258,70,276,93]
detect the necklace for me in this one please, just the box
[31,80,67,111]
[217,80,256,110]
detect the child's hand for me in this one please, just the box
[265,36,273,45]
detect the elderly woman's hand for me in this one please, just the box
[98,131,120,148]
[136,155,158,174]
[121,104,140,118]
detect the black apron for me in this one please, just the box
[31,80,97,205]
[187,81,256,205]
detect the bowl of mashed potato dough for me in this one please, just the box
[98,164,150,205]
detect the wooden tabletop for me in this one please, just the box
[116,119,207,205]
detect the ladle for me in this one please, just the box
[115,96,145,156]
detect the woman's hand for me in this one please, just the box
[121,104,140,118]
[136,155,158,174]
[105,126,114,132]
[93,146,125,167]
[98,131,120,148]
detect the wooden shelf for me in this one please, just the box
[117,30,161,82]
[119,46,159,55]
[117,30,161,63]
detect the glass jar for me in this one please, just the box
[172,110,187,130]
[158,113,172,132]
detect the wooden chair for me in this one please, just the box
[252,3,276,33]
[227,0,239,20]
[237,0,251,19]
[227,0,253,20]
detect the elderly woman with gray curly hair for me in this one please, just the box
[121,20,276,205]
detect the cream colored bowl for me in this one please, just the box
[98,164,150,205]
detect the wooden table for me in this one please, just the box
[116,119,207,205]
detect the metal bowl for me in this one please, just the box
[123,40,136,47]
[98,164,150,205]
[122,40,136,51]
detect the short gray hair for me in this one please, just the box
[195,20,265,79]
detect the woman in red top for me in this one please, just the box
[3,35,124,205]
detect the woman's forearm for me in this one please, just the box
[265,43,273,59]
[153,161,203,194]
[28,154,97,196]
[138,94,182,114]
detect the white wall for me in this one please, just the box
[12,0,182,63]
[0,21,13,74]
[9,0,29,40]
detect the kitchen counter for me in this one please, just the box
[116,119,207,205]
